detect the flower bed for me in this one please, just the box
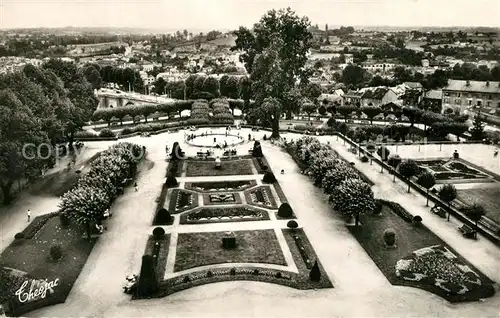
[202,192,242,205]
[447,162,481,175]
[20,212,59,239]
[185,180,256,192]
[244,186,278,209]
[167,189,199,214]
[377,199,414,223]
[179,206,269,224]
[434,172,486,180]
[396,245,494,301]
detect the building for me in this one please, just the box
[360,87,398,107]
[404,82,424,91]
[422,89,443,112]
[342,91,363,106]
[442,80,500,113]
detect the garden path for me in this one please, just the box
[21,129,500,317]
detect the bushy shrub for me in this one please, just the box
[252,269,259,275]
[75,130,98,138]
[14,232,25,239]
[152,227,165,238]
[120,127,134,136]
[360,155,369,163]
[252,141,263,157]
[230,267,236,275]
[278,203,294,218]
[275,271,282,278]
[207,270,213,277]
[50,243,63,260]
[165,175,178,187]
[383,229,396,246]
[262,171,276,183]
[366,144,376,152]
[99,128,116,138]
[387,154,402,168]
[287,220,298,229]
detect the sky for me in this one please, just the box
[1,0,499,30]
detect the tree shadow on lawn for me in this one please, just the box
[29,152,102,197]
[348,206,495,302]
[0,216,96,316]
[174,229,286,272]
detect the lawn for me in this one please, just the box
[174,230,286,272]
[349,204,494,302]
[185,159,254,177]
[0,215,96,316]
[144,235,170,280]
[457,186,500,224]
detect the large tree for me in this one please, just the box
[330,178,375,227]
[0,89,50,203]
[232,8,312,138]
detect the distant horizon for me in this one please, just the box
[1,0,499,30]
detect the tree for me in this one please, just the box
[402,107,423,127]
[238,76,253,115]
[438,184,457,220]
[301,82,323,101]
[463,203,486,239]
[321,163,359,194]
[330,178,375,227]
[282,87,303,119]
[0,89,50,203]
[336,105,356,122]
[83,64,102,90]
[302,99,317,120]
[233,8,312,137]
[202,76,220,97]
[416,171,436,206]
[257,97,282,138]
[398,160,420,193]
[360,106,382,124]
[470,115,485,141]
[342,65,365,87]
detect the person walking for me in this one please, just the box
[134,182,138,192]
[27,209,31,222]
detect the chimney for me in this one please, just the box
[486,81,490,87]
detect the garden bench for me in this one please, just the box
[430,205,446,218]
[458,224,475,239]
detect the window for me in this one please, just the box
[488,95,492,100]
[487,101,491,107]
[444,98,450,104]
[457,93,461,97]
[477,100,482,106]
[445,92,450,96]
[468,100,472,106]
[498,102,500,108]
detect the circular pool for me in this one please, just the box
[186,133,245,148]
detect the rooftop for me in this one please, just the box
[443,80,500,94]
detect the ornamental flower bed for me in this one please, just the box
[396,245,494,300]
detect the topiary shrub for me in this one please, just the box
[207,270,214,277]
[14,232,25,240]
[309,260,321,282]
[99,128,116,138]
[253,269,259,275]
[278,203,294,218]
[387,154,402,169]
[50,243,63,260]
[413,215,422,224]
[263,134,267,140]
[165,174,178,187]
[275,271,282,278]
[287,220,298,229]
[383,229,396,247]
[360,155,369,163]
[262,171,276,183]
[252,141,263,157]
[230,267,236,275]
[155,208,173,225]
[152,227,165,238]
[59,213,70,226]
[183,275,191,283]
